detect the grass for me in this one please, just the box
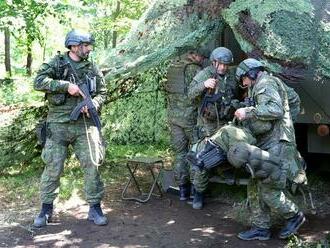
[286,234,330,248]
[0,167,41,203]
[0,143,171,204]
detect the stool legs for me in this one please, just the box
[121,161,163,203]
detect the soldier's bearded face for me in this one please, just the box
[76,43,93,59]
[242,76,253,87]
[214,61,229,75]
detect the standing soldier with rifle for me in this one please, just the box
[188,47,238,137]
[187,47,239,209]
[165,50,209,201]
[33,30,108,227]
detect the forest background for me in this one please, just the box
[0,0,172,216]
[0,0,169,173]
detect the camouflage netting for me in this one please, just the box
[100,0,224,83]
[222,0,330,82]
[0,105,46,172]
[101,0,330,87]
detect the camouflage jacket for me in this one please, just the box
[283,83,301,122]
[34,52,107,123]
[188,65,238,128]
[165,59,205,127]
[245,72,296,149]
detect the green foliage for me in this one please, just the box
[0,78,42,105]
[89,0,148,49]
[0,166,41,201]
[103,65,169,145]
[286,234,330,248]
[0,67,170,171]
[0,105,47,173]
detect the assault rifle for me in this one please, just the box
[240,97,255,107]
[200,65,222,118]
[67,62,102,132]
[200,91,223,118]
[70,83,101,132]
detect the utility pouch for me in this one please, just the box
[199,145,226,170]
[202,103,217,121]
[36,120,47,148]
[47,93,67,105]
[87,75,97,94]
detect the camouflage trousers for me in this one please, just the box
[191,167,218,193]
[170,123,194,186]
[248,142,299,229]
[40,120,105,204]
[191,124,256,192]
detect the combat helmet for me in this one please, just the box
[65,30,95,48]
[209,47,233,64]
[235,58,264,82]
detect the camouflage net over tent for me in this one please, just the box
[222,0,330,83]
[100,0,225,83]
[101,0,330,86]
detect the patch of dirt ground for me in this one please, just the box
[1,185,330,248]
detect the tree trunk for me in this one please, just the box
[4,27,11,77]
[26,44,32,76]
[104,30,110,49]
[111,1,121,48]
[112,30,117,48]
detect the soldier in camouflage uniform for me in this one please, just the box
[187,47,239,209]
[188,47,238,136]
[234,58,305,240]
[166,50,209,200]
[33,30,108,227]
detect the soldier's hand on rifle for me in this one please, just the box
[235,108,248,121]
[68,83,81,96]
[204,78,217,89]
[81,105,90,118]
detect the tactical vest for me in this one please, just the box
[166,61,203,127]
[165,62,202,94]
[46,53,97,106]
[45,54,70,106]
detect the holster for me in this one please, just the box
[35,120,47,148]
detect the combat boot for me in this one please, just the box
[179,183,191,201]
[238,226,271,241]
[279,211,305,239]
[192,190,204,209]
[33,203,53,228]
[88,203,108,226]
[190,185,195,200]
